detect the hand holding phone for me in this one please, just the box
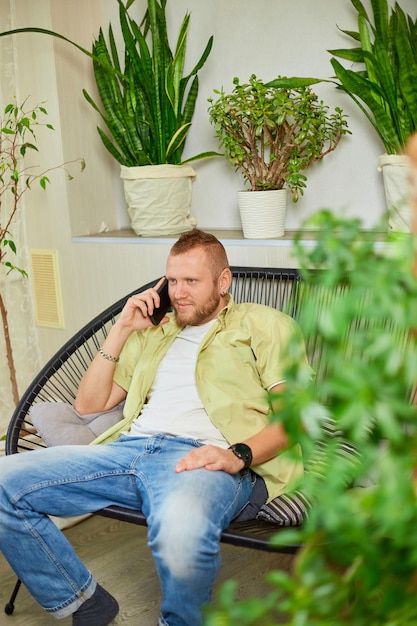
[149,278,171,325]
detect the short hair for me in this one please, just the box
[170,229,230,279]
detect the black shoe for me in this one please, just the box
[72,583,119,625]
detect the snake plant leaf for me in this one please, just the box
[97,126,129,165]
[127,15,154,95]
[327,47,365,63]
[371,39,397,121]
[395,7,417,131]
[0,27,92,58]
[108,24,122,76]
[330,57,400,153]
[148,0,168,162]
[358,15,378,87]
[185,35,214,79]
[175,36,214,132]
[169,14,190,113]
[337,27,362,43]
[181,75,199,129]
[181,150,223,164]
[91,40,139,161]
[265,77,327,89]
[166,124,191,160]
[351,0,370,22]
[370,0,390,49]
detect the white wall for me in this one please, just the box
[1,0,416,367]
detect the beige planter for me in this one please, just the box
[120,164,197,236]
[238,189,287,239]
[378,154,412,233]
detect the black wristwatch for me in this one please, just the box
[229,443,253,469]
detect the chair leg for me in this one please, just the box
[4,578,22,615]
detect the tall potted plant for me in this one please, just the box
[208,75,349,239]
[329,0,417,233]
[0,98,84,414]
[0,0,217,236]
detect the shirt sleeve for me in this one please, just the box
[247,307,312,390]
[113,331,143,392]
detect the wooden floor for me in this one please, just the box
[0,513,295,625]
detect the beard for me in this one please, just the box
[173,290,222,326]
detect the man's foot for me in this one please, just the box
[72,583,119,625]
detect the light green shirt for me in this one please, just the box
[93,295,311,501]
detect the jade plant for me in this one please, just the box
[204,211,417,625]
[0,98,84,405]
[208,75,350,201]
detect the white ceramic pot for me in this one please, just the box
[238,189,287,239]
[378,154,412,233]
[120,164,197,236]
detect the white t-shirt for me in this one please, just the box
[128,319,229,448]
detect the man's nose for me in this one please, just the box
[173,283,187,299]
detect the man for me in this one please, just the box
[0,230,311,625]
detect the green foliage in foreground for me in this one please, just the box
[205,211,417,625]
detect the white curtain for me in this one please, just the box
[0,1,42,436]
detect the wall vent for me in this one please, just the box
[29,249,65,329]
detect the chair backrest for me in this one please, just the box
[6,266,307,454]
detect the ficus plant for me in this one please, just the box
[0,98,84,406]
[208,75,349,201]
[204,211,417,625]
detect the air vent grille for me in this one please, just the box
[29,249,65,328]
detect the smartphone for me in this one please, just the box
[149,278,171,325]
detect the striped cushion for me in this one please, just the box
[256,491,309,526]
[256,419,359,526]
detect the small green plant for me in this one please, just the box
[208,74,349,200]
[205,211,417,625]
[329,0,417,154]
[0,98,84,405]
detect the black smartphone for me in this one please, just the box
[149,278,171,325]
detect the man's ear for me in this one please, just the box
[219,268,232,295]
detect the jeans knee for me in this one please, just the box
[0,456,20,503]
[0,453,42,513]
[150,491,218,579]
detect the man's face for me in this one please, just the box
[165,248,225,326]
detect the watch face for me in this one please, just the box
[232,443,252,467]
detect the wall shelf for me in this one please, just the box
[72,228,391,249]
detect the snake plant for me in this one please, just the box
[0,0,216,166]
[329,0,417,155]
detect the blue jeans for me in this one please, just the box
[0,435,252,625]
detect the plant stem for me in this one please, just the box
[0,292,19,406]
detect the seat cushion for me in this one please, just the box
[30,401,125,446]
